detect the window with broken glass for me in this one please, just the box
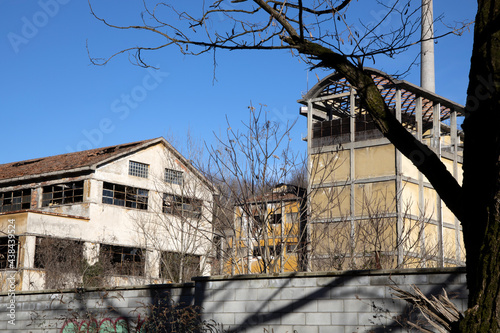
[253,244,282,257]
[0,236,18,269]
[34,237,84,269]
[252,246,265,257]
[286,242,300,253]
[165,168,183,185]
[100,244,144,276]
[129,161,149,178]
[270,213,282,224]
[102,182,148,210]
[0,189,31,212]
[42,181,84,207]
[163,194,202,219]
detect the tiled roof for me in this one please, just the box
[243,184,306,204]
[0,138,158,182]
[246,192,305,204]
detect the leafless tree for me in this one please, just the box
[88,2,500,329]
[88,0,469,74]
[309,188,449,272]
[205,105,309,274]
[131,137,215,284]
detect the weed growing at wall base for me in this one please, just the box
[30,289,228,333]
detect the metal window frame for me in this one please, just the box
[0,236,19,269]
[0,189,31,212]
[163,193,202,219]
[42,181,84,207]
[102,182,148,210]
[129,161,149,178]
[164,168,183,185]
[100,244,144,276]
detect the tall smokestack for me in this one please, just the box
[421,0,435,92]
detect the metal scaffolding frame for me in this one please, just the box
[300,68,465,269]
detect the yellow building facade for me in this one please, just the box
[300,69,465,271]
[227,184,306,274]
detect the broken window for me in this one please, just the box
[34,237,84,269]
[269,244,282,257]
[42,181,84,207]
[160,251,200,283]
[270,213,282,224]
[163,194,202,219]
[33,237,85,289]
[99,244,144,276]
[0,236,19,269]
[129,161,149,178]
[165,168,183,185]
[248,204,266,229]
[214,235,222,260]
[286,242,299,253]
[102,182,148,210]
[253,244,282,257]
[252,246,265,257]
[0,189,31,212]
[253,214,263,225]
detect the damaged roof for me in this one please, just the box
[241,184,306,205]
[0,138,158,182]
[298,67,465,125]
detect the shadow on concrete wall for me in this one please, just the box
[20,269,467,332]
[192,270,466,332]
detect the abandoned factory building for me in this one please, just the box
[0,137,215,291]
[300,68,465,270]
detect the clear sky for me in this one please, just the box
[1,0,476,165]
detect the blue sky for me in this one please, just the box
[1,1,476,165]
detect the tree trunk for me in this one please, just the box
[286,2,500,329]
[459,0,500,331]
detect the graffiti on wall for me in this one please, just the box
[60,316,146,333]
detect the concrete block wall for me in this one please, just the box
[0,283,195,332]
[0,268,466,333]
[194,268,467,333]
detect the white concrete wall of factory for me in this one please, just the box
[0,141,214,291]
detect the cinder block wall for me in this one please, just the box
[0,283,195,332]
[0,268,467,333]
[194,268,467,333]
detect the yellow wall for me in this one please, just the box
[354,181,396,217]
[311,218,400,270]
[354,218,397,253]
[443,226,458,261]
[442,157,463,185]
[354,145,395,179]
[311,186,350,218]
[401,154,432,183]
[311,150,350,185]
[423,187,438,220]
[230,198,305,273]
[401,181,420,217]
[424,223,439,258]
[310,221,352,271]
[311,221,351,255]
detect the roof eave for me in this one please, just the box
[92,137,219,195]
[0,166,94,185]
[298,68,465,115]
